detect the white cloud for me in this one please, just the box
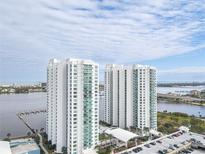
[160,66,205,74]
[0,0,205,82]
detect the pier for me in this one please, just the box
[17,109,46,133]
[17,109,46,117]
[16,109,48,154]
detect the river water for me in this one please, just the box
[0,92,46,138]
[158,101,205,117]
[0,92,205,138]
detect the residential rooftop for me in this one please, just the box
[105,128,138,143]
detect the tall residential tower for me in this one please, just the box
[46,58,99,154]
[103,64,157,130]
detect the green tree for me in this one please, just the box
[62,146,67,154]
[27,132,31,137]
[6,133,11,139]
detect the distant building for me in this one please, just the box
[47,58,99,153]
[0,84,10,88]
[190,90,201,96]
[9,88,16,93]
[103,64,157,130]
[10,138,40,154]
[38,82,46,88]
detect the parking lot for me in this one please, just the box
[118,131,205,154]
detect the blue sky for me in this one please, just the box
[0,0,205,83]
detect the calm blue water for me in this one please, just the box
[0,93,46,138]
[0,92,205,138]
[158,101,205,117]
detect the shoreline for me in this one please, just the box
[158,99,205,107]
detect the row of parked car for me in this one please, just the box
[121,140,161,153]
[121,135,165,154]
[157,133,198,154]
[158,147,194,154]
[178,148,195,154]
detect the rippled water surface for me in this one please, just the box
[158,101,205,117]
[0,93,46,138]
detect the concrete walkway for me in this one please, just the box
[38,133,49,154]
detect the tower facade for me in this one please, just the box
[104,64,157,130]
[47,58,99,154]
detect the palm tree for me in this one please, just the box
[129,126,136,132]
[108,134,112,147]
[198,112,201,118]
[136,127,142,135]
[35,129,38,134]
[7,133,11,139]
[40,128,44,133]
[27,132,31,137]
[144,127,149,132]
[144,127,150,138]
[62,146,67,154]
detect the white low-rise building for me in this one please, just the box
[105,128,138,147]
[0,141,11,154]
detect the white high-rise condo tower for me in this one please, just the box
[103,64,157,130]
[46,58,99,154]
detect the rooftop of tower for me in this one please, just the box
[106,64,156,70]
[48,58,98,66]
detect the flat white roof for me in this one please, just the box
[0,141,12,154]
[105,128,138,143]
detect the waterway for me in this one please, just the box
[157,101,205,117]
[0,92,46,138]
[0,92,205,138]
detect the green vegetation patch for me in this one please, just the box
[158,112,205,134]
[97,147,112,154]
[99,133,110,141]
